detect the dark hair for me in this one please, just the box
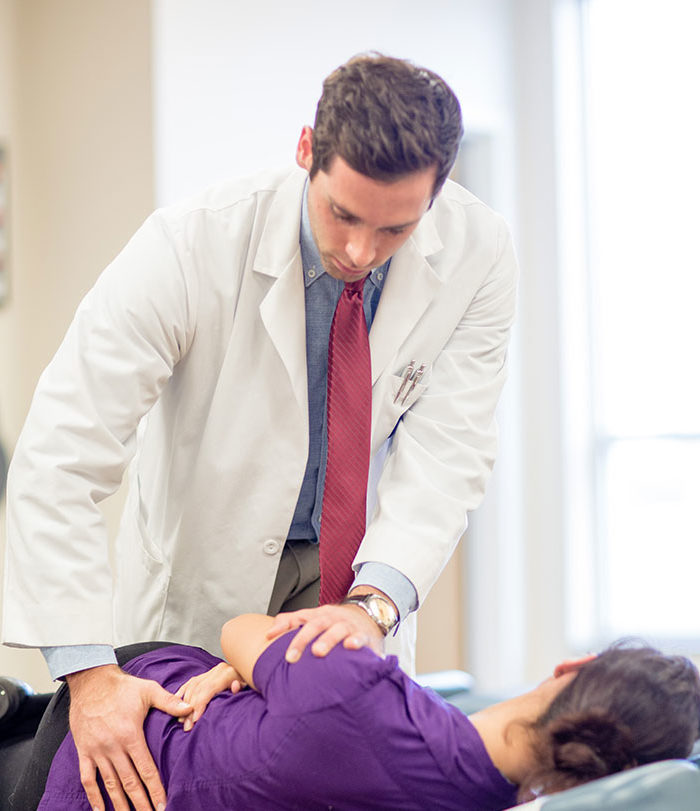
[310,53,464,199]
[519,642,700,801]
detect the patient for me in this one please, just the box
[9,615,700,810]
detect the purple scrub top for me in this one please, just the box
[39,633,517,810]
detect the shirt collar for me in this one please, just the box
[299,180,390,291]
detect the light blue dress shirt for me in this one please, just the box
[42,183,417,680]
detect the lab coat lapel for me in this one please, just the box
[369,210,444,384]
[254,170,309,412]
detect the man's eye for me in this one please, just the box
[332,210,355,223]
[386,227,407,236]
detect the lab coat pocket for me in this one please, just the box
[114,493,171,643]
[135,499,165,574]
[372,366,430,448]
[389,369,429,412]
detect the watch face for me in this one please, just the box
[368,595,397,627]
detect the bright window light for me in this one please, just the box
[562,0,700,647]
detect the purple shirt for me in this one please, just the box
[39,634,517,810]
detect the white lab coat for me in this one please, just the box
[2,167,517,673]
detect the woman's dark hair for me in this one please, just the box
[310,53,464,199]
[519,642,700,801]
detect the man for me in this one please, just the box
[2,54,517,811]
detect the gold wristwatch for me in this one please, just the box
[343,593,399,636]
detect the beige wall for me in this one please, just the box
[0,0,154,690]
[415,551,464,673]
[0,0,20,436]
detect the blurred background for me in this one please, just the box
[0,0,698,693]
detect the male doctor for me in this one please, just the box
[3,54,517,811]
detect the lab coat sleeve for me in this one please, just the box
[2,210,197,646]
[357,217,518,605]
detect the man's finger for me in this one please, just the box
[105,746,163,811]
[128,742,167,810]
[94,756,132,811]
[265,616,292,637]
[266,612,307,638]
[78,755,105,811]
[343,632,371,650]
[310,622,353,657]
[148,681,192,718]
[284,621,326,662]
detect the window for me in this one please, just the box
[559,0,700,648]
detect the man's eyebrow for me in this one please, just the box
[329,198,421,230]
[329,200,361,220]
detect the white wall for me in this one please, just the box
[153,0,516,206]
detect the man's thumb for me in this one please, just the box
[149,682,192,717]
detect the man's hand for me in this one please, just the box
[175,662,246,731]
[66,664,192,811]
[266,601,386,664]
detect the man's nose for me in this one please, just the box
[345,229,376,269]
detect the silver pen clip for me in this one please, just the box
[393,360,415,404]
[402,363,425,405]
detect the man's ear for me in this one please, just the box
[553,654,597,679]
[296,125,314,171]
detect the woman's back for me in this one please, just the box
[39,634,517,810]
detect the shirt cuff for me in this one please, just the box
[351,561,418,621]
[41,644,118,681]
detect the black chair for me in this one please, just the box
[0,681,53,808]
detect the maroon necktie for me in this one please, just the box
[319,279,372,605]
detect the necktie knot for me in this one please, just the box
[345,279,365,298]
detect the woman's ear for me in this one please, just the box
[553,654,597,679]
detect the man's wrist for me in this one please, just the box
[351,561,417,620]
[65,662,120,687]
[343,591,399,636]
[347,584,397,612]
[42,644,118,681]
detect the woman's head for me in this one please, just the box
[519,642,700,800]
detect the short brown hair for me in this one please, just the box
[310,53,463,199]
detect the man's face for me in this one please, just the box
[296,127,436,283]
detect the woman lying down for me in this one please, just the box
[35,614,700,809]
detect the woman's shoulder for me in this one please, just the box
[396,677,519,809]
[253,632,400,714]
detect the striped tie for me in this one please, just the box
[319,280,372,604]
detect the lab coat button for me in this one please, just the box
[263,539,281,555]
